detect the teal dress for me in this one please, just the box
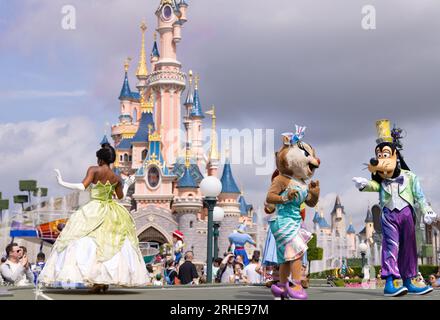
[268,184,312,264]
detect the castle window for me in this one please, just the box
[124,153,129,162]
[133,108,138,122]
[120,155,123,161]
[142,149,148,161]
[190,221,193,228]
[129,155,132,162]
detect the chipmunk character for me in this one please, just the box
[265,125,320,300]
[353,119,436,297]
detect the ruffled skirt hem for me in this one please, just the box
[39,236,147,287]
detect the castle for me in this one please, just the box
[106,0,261,263]
[310,196,382,272]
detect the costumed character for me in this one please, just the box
[172,230,185,265]
[39,143,147,293]
[265,125,320,300]
[228,223,256,266]
[352,119,436,297]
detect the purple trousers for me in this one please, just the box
[381,206,417,280]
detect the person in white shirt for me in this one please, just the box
[244,251,263,284]
[0,243,34,286]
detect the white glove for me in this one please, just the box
[423,208,437,225]
[54,169,85,191]
[352,177,369,190]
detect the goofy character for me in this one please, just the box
[353,119,436,297]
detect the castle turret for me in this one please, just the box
[150,32,160,71]
[364,206,374,242]
[189,74,205,166]
[217,158,242,256]
[330,195,347,238]
[346,215,357,256]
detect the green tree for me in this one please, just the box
[0,192,9,222]
[307,233,323,276]
[19,180,37,204]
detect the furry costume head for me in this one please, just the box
[367,120,410,183]
[275,126,320,180]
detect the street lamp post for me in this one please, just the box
[213,206,225,259]
[200,176,222,284]
[359,242,368,276]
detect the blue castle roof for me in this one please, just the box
[131,92,141,101]
[190,87,204,118]
[177,167,198,188]
[312,211,321,223]
[117,138,133,150]
[132,112,155,143]
[238,195,249,216]
[100,135,109,145]
[365,207,373,223]
[151,41,160,58]
[318,217,331,229]
[347,224,356,234]
[136,139,171,177]
[220,160,240,194]
[119,72,132,100]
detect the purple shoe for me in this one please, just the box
[285,281,308,300]
[271,283,286,300]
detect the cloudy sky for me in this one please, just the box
[1,0,439,232]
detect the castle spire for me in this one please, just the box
[190,74,204,118]
[220,155,241,194]
[119,58,133,100]
[136,21,149,78]
[151,32,160,59]
[205,105,219,161]
[140,91,154,113]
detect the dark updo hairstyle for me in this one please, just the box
[96,143,116,165]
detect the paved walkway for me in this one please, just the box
[2,285,440,300]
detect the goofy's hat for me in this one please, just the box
[173,230,184,240]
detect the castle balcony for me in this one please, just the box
[146,69,186,89]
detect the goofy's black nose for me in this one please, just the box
[370,158,379,166]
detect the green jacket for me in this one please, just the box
[361,169,431,252]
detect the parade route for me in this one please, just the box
[2,285,440,300]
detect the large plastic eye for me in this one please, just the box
[383,153,390,158]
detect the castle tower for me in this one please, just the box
[318,209,331,235]
[330,195,347,238]
[364,206,374,242]
[147,0,188,166]
[172,151,203,262]
[131,100,154,169]
[217,158,242,256]
[189,75,205,167]
[205,105,219,177]
[346,215,357,257]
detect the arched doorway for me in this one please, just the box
[138,226,169,245]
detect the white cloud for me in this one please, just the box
[0,117,98,210]
[0,90,87,99]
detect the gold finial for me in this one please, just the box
[149,130,161,142]
[148,124,153,135]
[136,20,148,77]
[349,215,353,225]
[188,70,193,86]
[195,74,200,89]
[154,32,157,41]
[124,57,132,72]
[205,105,219,161]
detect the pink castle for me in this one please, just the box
[107,0,262,263]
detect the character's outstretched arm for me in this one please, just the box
[412,174,437,224]
[54,168,88,191]
[352,177,380,192]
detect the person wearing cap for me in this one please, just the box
[172,230,185,265]
[228,223,256,266]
